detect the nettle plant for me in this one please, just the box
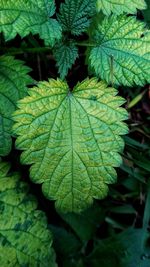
[0,0,150,265]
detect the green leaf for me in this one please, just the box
[87,228,150,267]
[50,225,82,267]
[143,0,150,26]
[96,0,147,15]
[50,225,81,257]
[0,55,32,157]
[110,205,136,214]
[124,136,149,150]
[13,78,128,213]
[53,40,78,79]
[59,203,105,242]
[88,15,150,86]
[0,161,57,267]
[134,158,150,172]
[128,90,146,109]
[0,0,62,46]
[57,0,96,35]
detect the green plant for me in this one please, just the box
[0,162,56,266]
[0,0,150,266]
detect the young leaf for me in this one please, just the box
[53,40,78,79]
[88,15,150,86]
[0,55,32,156]
[57,0,96,35]
[0,0,62,46]
[13,78,128,213]
[96,0,147,15]
[0,162,57,267]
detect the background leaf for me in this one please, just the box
[0,55,32,156]
[96,0,147,15]
[57,0,96,35]
[0,0,62,46]
[0,161,57,267]
[53,40,78,79]
[143,0,150,26]
[50,225,81,258]
[87,228,150,267]
[59,203,105,242]
[88,15,150,86]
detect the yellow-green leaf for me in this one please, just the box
[0,161,57,267]
[13,78,128,213]
[96,0,147,15]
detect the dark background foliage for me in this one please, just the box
[0,0,150,266]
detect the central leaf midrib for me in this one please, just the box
[68,96,74,208]
[73,96,105,167]
[96,43,150,63]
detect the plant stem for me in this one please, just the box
[1,46,51,55]
[1,42,96,55]
[75,42,96,47]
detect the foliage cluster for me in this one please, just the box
[0,0,150,266]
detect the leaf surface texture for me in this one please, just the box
[96,0,147,15]
[0,56,32,156]
[13,78,128,212]
[57,0,96,35]
[89,15,150,86]
[0,161,57,267]
[0,0,62,46]
[53,40,78,79]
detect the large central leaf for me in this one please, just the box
[0,0,61,46]
[13,78,128,212]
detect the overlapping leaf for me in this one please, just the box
[0,56,32,156]
[57,0,96,35]
[87,228,150,267]
[53,40,78,79]
[0,161,57,267]
[96,0,147,15]
[0,0,62,46]
[88,15,150,86]
[59,203,104,241]
[13,78,128,213]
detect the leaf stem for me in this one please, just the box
[1,42,96,55]
[1,46,51,55]
[75,42,96,47]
